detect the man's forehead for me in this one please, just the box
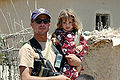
[37,14,49,19]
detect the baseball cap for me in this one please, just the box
[31,8,51,21]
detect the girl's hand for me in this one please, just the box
[76,45,83,51]
[51,38,60,45]
[65,54,81,67]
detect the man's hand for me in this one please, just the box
[52,75,70,80]
[65,54,82,67]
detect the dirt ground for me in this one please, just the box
[81,39,120,80]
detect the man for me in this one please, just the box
[19,8,70,80]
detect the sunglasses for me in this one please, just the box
[34,19,50,24]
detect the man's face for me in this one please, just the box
[31,14,50,34]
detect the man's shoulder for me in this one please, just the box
[20,43,34,52]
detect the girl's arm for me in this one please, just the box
[76,34,88,59]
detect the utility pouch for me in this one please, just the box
[31,59,56,77]
[50,42,63,72]
[40,66,50,77]
[54,53,63,69]
[31,59,42,76]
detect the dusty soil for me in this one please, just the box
[81,39,120,80]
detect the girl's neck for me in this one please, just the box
[63,28,73,32]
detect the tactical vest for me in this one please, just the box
[27,37,61,77]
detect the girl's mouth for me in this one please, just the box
[66,27,70,29]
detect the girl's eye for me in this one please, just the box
[62,21,72,24]
[69,22,72,23]
[63,22,66,24]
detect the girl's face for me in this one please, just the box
[62,17,74,32]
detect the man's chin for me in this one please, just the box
[38,31,45,34]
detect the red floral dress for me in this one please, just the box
[52,29,88,80]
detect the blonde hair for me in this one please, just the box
[57,8,82,31]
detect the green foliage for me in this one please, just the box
[21,41,25,46]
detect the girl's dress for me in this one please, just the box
[52,28,88,80]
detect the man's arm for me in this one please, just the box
[19,66,70,80]
[20,66,31,80]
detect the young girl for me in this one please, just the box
[51,8,88,80]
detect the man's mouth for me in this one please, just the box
[39,26,46,30]
[40,26,44,27]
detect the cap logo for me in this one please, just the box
[38,8,45,13]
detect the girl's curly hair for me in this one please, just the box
[57,8,82,32]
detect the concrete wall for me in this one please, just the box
[0,0,120,34]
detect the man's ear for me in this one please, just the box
[30,22,33,28]
[48,23,50,26]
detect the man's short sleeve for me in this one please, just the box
[18,43,39,68]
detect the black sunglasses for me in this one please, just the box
[34,19,50,24]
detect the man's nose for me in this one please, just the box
[41,21,45,24]
[41,21,45,25]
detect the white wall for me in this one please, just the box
[0,0,120,34]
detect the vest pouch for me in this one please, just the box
[42,60,55,77]
[31,59,42,76]
[32,59,54,77]
[41,67,50,77]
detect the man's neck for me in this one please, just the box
[34,33,47,42]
